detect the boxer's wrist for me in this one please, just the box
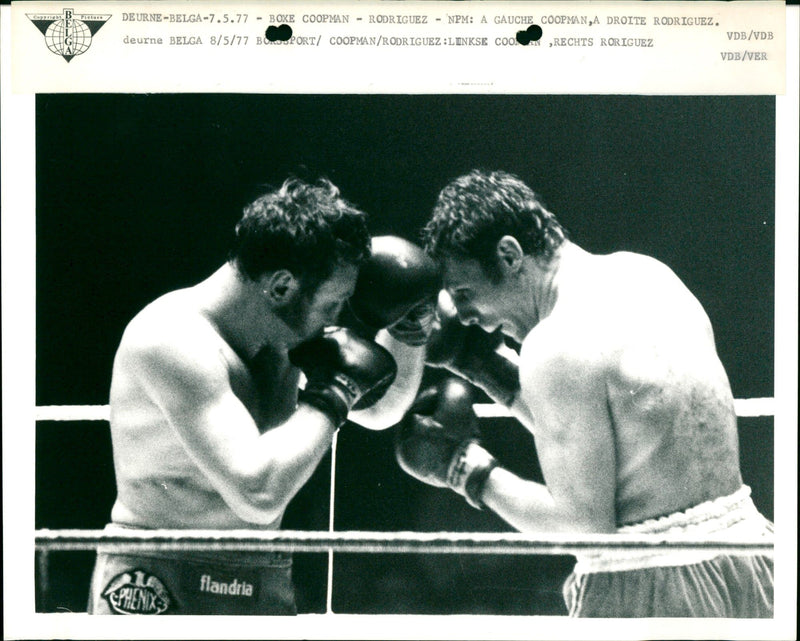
[289,327,398,417]
[446,440,498,510]
[298,387,349,429]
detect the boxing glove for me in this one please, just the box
[409,377,481,439]
[396,378,497,509]
[289,327,398,428]
[348,236,442,346]
[426,292,520,407]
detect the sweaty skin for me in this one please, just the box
[446,242,742,533]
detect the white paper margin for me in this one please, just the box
[2,2,797,640]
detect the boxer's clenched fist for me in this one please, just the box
[289,327,397,428]
[396,378,498,509]
[426,290,520,407]
[348,236,441,346]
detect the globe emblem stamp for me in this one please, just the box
[27,8,110,62]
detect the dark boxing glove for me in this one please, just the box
[348,236,442,346]
[289,327,398,428]
[396,378,498,509]
[426,292,520,407]
[409,376,481,439]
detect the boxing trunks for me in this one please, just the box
[563,485,774,618]
[88,525,297,615]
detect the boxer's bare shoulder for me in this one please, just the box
[518,250,741,525]
[115,289,239,386]
[110,287,247,443]
[121,289,216,351]
[604,252,712,332]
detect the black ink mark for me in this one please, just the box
[516,24,542,45]
[266,24,292,41]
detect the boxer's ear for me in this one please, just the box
[496,236,524,276]
[262,269,300,304]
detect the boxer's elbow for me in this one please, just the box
[220,473,289,525]
[226,493,284,525]
[350,403,405,431]
[351,381,419,430]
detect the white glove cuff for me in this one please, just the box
[447,440,498,509]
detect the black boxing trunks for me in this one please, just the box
[87,526,296,615]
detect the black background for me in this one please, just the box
[35,94,774,614]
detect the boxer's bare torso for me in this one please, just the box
[518,247,742,529]
[109,284,300,531]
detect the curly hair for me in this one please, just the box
[230,177,370,292]
[423,170,566,280]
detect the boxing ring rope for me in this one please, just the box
[33,397,777,422]
[35,528,775,556]
[31,529,776,612]
[34,399,776,613]
[475,398,776,419]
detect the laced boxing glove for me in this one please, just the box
[426,291,520,407]
[395,377,498,509]
[348,236,442,346]
[289,327,398,428]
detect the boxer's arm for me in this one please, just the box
[349,330,425,430]
[344,235,437,429]
[481,349,617,533]
[128,325,337,525]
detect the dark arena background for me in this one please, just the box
[35,94,774,615]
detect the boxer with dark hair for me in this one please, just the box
[88,178,438,615]
[397,169,774,618]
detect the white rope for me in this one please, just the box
[34,528,774,555]
[731,397,776,418]
[35,398,776,422]
[36,405,110,422]
[474,397,776,419]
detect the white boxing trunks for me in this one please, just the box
[563,485,774,617]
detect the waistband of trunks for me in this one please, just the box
[97,523,293,567]
[573,485,773,575]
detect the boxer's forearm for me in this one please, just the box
[227,404,338,523]
[481,467,600,534]
[350,330,425,429]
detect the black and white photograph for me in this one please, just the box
[2,3,797,641]
[32,92,779,614]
